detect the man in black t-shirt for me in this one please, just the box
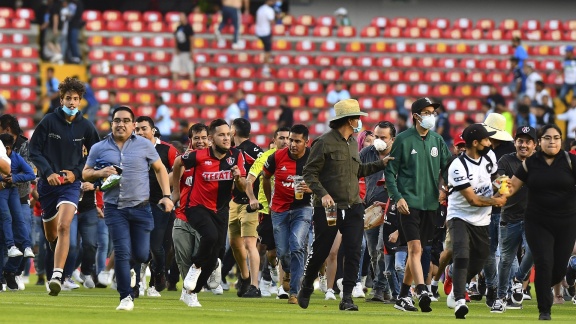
[170,12,195,82]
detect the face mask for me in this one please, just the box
[417,114,436,130]
[352,119,362,133]
[62,105,79,116]
[478,146,491,156]
[373,138,387,152]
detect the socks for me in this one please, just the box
[427,284,432,292]
[399,283,411,298]
[52,268,63,280]
[416,284,427,295]
[431,280,439,287]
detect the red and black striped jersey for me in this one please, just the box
[232,140,264,204]
[181,147,246,212]
[263,147,312,213]
[149,139,179,203]
[175,150,195,222]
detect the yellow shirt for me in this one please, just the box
[249,148,277,215]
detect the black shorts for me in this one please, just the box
[399,208,436,245]
[258,35,272,52]
[257,212,275,250]
[430,227,446,266]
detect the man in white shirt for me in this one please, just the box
[523,63,542,101]
[559,45,576,106]
[154,95,173,141]
[556,96,576,149]
[224,96,241,125]
[446,124,507,319]
[255,0,275,77]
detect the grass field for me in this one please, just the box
[1,277,575,323]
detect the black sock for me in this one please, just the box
[399,283,411,298]
[416,284,427,295]
[342,292,352,300]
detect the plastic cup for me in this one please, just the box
[325,204,337,226]
[293,175,304,200]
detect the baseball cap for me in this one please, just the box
[566,45,574,52]
[411,97,440,115]
[453,133,465,146]
[515,126,537,141]
[462,124,496,144]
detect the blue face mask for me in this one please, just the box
[417,114,436,130]
[62,105,79,116]
[352,119,362,133]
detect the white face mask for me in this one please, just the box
[373,138,387,151]
[417,114,436,130]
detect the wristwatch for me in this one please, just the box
[163,195,171,199]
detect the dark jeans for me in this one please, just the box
[364,224,389,291]
[67,209,99,276]
[150,204,171,274]
[449,218,490,301]
[302,204,364,295]
[219,5,240,43]
[185,205,228,293]
[67,27,81,59]
[497,220,534,299]
[525,216,576,314]
[482,213,500,289]
[105,203,154,300]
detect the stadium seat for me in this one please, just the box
[272,24,287,36]
[376,97,395,110]
[476,18,495,30]
[424,71,445,83]
[103,10,121,21]
[486,71,509,83]
[410,42,430,54]
[107,35,125,46]
[296,15,315,26]
[16,75,36,87]
[112,77,132,90]
[308,96,328,109]
[454,85,474,97]
[429,43,449,54]
[272,39,291,51]
[11,18,30,29]
[397,57,416,68]
[297,68,318,80]
[383,70,402,82]
[135,105,157,117]
[442,98,460,111]
[232,52,253,64]
[370,17,388,28]
[383,26,402,38]
[499,18,519,31]
[10,33,27,45]
[402,27,422,38]
[349,83,370,97]
[539,59,561,71]
[178,106,197,119]
[276,67,296,79]
[450,43,471,54]
[319,69,340,81]
[389,42,408,53]
[15,88,36,101]
[521,19,541,31]
[0,7,12,18]
[261,95,279,108]
[215,66,235,78]
[462,99,483,111]
[19,47,38,59]
[360,26,380,38]
[529,45,552,56]
[462,28,484,40]
[346,42,367,53]
[543,30,566,41]
[129,51,149,62]
[217,80,237,93]
[358,97,376,109]
[543,19,563,31]
[454,18,472,29]
[336,56,355,67]
[391,83,411,96]
[164,12,181,23]
[312,26,332,37]
[133,77,152,91]
[375,57,395,68]
[316,15,336,27]
[14,102,34,115]
[431,18,451,29]
[412,84,431,97]
[154,65,171,77]
[314,55,335,67]
[417,57,438,68]
[142,11,162,22]
[477,58,497,69]
[258,81,278,94]
[466,71,486,83]
[150,51,171,62]
[301,81,323,95]
[214,53,231,64]
[363,70,381,82]
[200,107,222,120]
[17,62,37,74]
[0,61,14,73]
[432,84,453,96]
[236,67,255,79]
[278,81,300,95]
[0,17,9,29]
[288,25,308,36]
[337,26,356,37]
[0,74,14,87]
[422,28,443,39]
[320,40,340,52]
[1,48,14,59]
[293,109,313,123]
[405,70,423,82]
[390,17,409,28]
[295,40,315,52]
[177,92,196,105]
[122,10,142,22]
[473,43,492,55]
[273,54,292,65]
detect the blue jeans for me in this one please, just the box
[96,217,109,274]
[20,203,32,276]
[67,27,81,59]
[271,207,313,295]
[82,104,99,123]
[395,246,408,285]
[0,187,31,248]
[483,213,500,289]
[73,209,99,275]
[497,220,534,298]
[150,204,170,274]
[384,252,400,297]
[559,83,576,103]
[219,5,240,43]
[357,236,366,282]
[364,224,389,292]
[105,203,154,300]
[33,216,46,275]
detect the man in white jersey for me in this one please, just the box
[446,124,507,319]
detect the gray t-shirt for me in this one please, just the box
[498,152,527,223]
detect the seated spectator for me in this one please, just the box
[273,0,285,24]
[334,7,351,26]
[326,81,351,120]
[171,12,195,82]
[534,81,553,108]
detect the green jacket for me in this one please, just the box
[303,129,387,209]
[384,127,451,211]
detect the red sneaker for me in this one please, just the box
[443,265,453,296]
[465,291,470,302]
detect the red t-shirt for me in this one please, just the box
[180,147,246,213]
[359,177,366,200]
[263,147,312,213]
[175,161,195,222]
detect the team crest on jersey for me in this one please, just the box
[486,162,494,173]
[204,160,212,166]
[431,147,438,157]
[226,157,235,165]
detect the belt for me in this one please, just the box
[134,201,149,208]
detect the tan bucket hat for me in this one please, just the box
[482,113,513,141]
[329,99,368,121]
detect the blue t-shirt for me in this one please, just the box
[237,99,249,120]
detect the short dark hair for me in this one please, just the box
[209,119,229,135]
[538,124,562,139]
[375,121,397,138]
[232,118,251,138]
[290,124,309,139]
[0,133,14,148]
[135,116,155,128]
[0,114,22,135]
[535,80,545,88]
[112,106,135,121]
[108,90,117,97]
[47,67,54,73]
[570,140,576,148]
[329,116,353,130]
[189,123,208,138]
[274,126,290,138]
[59,76,86,99]
[153,126,161,138]
[510,57,520,63]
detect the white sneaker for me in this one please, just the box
[23,247,35,258]
[82,274,95,289]
[15,275,25,290]
[336,278,344,299]
[269,263,279,283]
[116,296,134,311]
[187,293,202,307]
[212,285,224,295]
[511,281,524,304]
[207,259,221,289]
[130,269,136,288]
[184,265,202,291]
[62,278,80,290]
[447,291,456,309]
[7,246,23,257]
[429,294,438,302]
[260,279,271,297]
[352,282,366,298]
[147,286,161,297]
[180,288,188,302]
[72,269,84,284]
[2,283,6,291]
[221,281,230,291]
[98,270,112,286]
[214,29,223,42]
[454,299,469,319]
[325,288,337,300]
[318,275,328,293]
[491,298,506,313]
[268,282,278,295]
[276,286,289,299]
[231,42,240,50]
[572,295,576,304]
[22,276,30,284]
[110,275,117,290]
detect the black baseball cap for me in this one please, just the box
[462,124,496,144]
[411,97,440,115]
[515,126,537,141]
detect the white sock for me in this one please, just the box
[52,268,63,280]
[431,280,439,286]
[427,284,432,292]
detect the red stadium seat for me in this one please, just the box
[462,99,483,111]
[150,51,171,63]
[417,57,438,69]
[215,66,235,78]
[293,55,312,66]
[375,57,396,68]
[336,56,355,67]
[316,15,336,27]
[361,26,380,38]
[107,35,126,46]
[16,62,37,74]
[431,18,450,29]
[0,74,14,87]
[0,17,9,29]
[522,19,541,31]
[178,106,197,119]
[200,107,222,120]
[143,11,162,22]
[85,20,103,31]
[177,92,196,105]
[566,30,576,41]
[563,20,576,31]
[312,26,332,37]
[297,68,318,80]
[296,15,315,26]
[164,11,181,23]
[214,53,231,64]
[277,67,296,79]
[450,43,471,54]
[543,30,566,41]
[383,69,403,82]
[454,85,474,97]
[1,48,14,59]
[376,97,395,110]
[295,40,315,52]
[123,11,142,22]
[278,81,300,95]
[10,33,27,45]
[423,28,443,39]
[370,83,391,96]
[19,47,38,59]
[405,70,423,82]
[429,43,449,54]
[391,84,411,96]
[129,51,149,62]
[308,96,328,109]
[135,106,156,117]
[350,83,370,97]
[337,26,356,37]
[499,19,519,31]
[358,97,376,110]
[15,88,36,101]
[133,77,152,91]
[473,43,492,55]
[0,61,14,73]
[454,18,472,29]
[412,84,431,97]
[478,58,497,70]
[432,84,453,97]
[442,99,460,111]
[14,102,34,115]
[397,57,416,68]
[258,81,278,94]
[261,95,279,108]
[424,71,445,83]
[236,67,255,79]
[127,36,146,48]
[103,10,121,21]
[272,24,287,36]
[370,17,388,28]
[293,109,313,123]
[0,7,13,18]
[544,19,563,31]
[473,85,491,97]
[466,71,486,83]
[411,17,429,28]
[16,75,36,87]
[360,70,379,82]
[369,42,387,53]
[198,94,219,106]
[109,50,128,61]
[12,18,31,29]
[409,42,430,54]
[82,10,101,21]
[342,69,363,82]
[273,54,292,65]
[389,42,408,53]
[281,14,295,26]
[529,45,552,56]
[390,17,409,28]
[462,28,484,40]
[486,29,506,40]
[126,21,145,32]
[302,81,323,95]
[288,25,308,36]
[493,44,512,56]
[383,27,402,38]
[15,8,34,20]
[346,42,366,53]
[476,18,495,30]
[486,71,509,84]
[539,59,561,71]
[112,77,132,90]
[319,69,341,81]
[217,80,237,93]
[320,40,340,52]
[232,52,253,64]
[272,39,291,51]
[445,71,465,83]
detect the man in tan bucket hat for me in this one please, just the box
[298,99,393,311]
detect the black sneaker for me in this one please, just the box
[236,277,250,297]
[506,297,523,310]
[523,285,533,300]
[132,285,139,299]
[468,283,482,301]
[167,281,178,291]
[297,286,314,309]
[242,285,262,298]
[431,285,440,299]
[36,276,46,286]
[478,275,486,296]
[511,279,524,304]
[155,272,166,292]
[539,312,551,320]
[95,282,107,288]
[418,292,432,312]
[3,272,18,290]
[394,296,418,312]
[490,298,506,313]
[485,287,496,307]
[568,285,575,297]
[339,297,359,311]
[368,289,385,302]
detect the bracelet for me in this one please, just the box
[162,194,171,199]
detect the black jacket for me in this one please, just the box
[29,107,100,181]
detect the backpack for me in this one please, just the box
[446,153,493,195]
[522,150,572,172]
